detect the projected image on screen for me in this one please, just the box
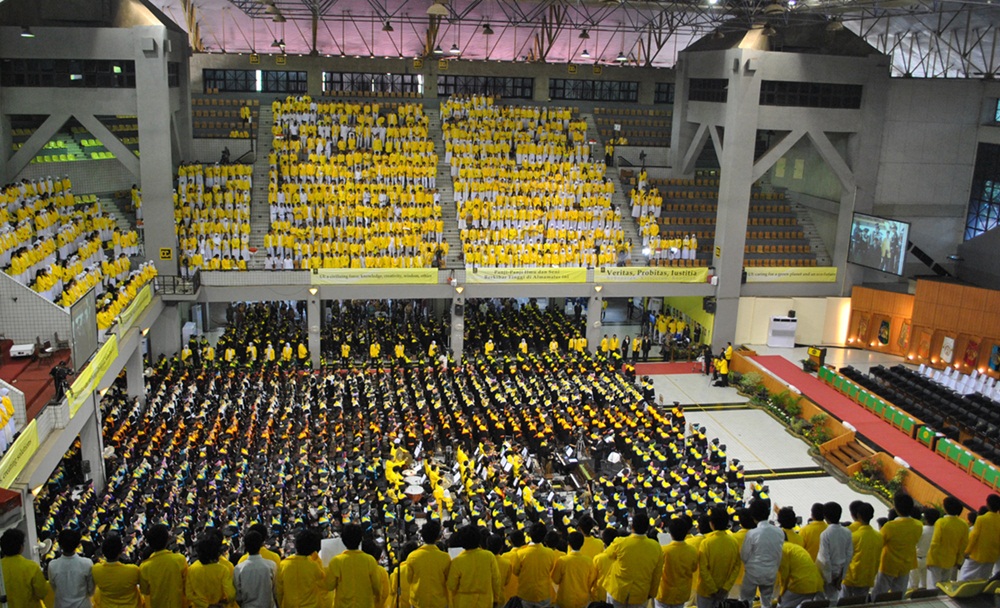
[70,288,98,371]
[848,213,910,276]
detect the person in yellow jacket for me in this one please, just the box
[695,508,740,608]
[552,532,597,608]
[872,493,923,595]
[138,525,188,608]
[1,529,50,608]
[605,513,664,607]
[484,340,495,356]
[276,531,326,608]
[842,502,882,599]
[186,538,236,608]
[800,504,828,561]
[238,524,282,570]
[657,518,698,608]
[513,522,557,605]
[777,507,804,547]
[485,536,512,607]
[447,526,501,608]
[341,343,351,362]
[298,343,310,365]
[281,343,294,364]
[578,516,604,560]
[362,540,390,608]
[405,521,450,608]
[959,493,1000,581]
[927,497,968,586]
[592,529,618,603]
[369,342,381,361]
[776,543,824,608]
[327,524,385,608]
[93,534,141,608]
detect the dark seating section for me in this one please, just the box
[191,95,259,139]
[843,364,1000,466]
[595,106,672,147]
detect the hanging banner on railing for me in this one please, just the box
[744,267,838,283]
[311,268,438,285]
[114,284,153,334]
[466,267,587,284]
[0,419,39,488]
[596,266,709,283]
[68,334,119,417]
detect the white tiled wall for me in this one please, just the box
[18,158,137,195]
[0,273,72,344]
[0,379,27,427]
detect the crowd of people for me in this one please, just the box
[174,162,253,273]
[0,176,146,312]
[443,96,627,268]
[263,98,446,270]
[321,299,449,364]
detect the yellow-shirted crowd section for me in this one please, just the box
[174,163,253,272]
[1,177,155,326]
[443,96,627,267]
[263,97,445,270]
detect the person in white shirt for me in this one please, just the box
[740,499,786,608]
[816,502,853,604]
[909,508,938,590]
[234,531,277,608]
[47,529,94,608]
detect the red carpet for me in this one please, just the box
[635,361,704,375]
[751,355,994,508]
[0,341,71,421]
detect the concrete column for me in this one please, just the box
[586,296,603,354]
[79,398,107,493]
[307,295,322,368]
[134,25,179,276]
[149,303,182,360]
[450,299,464,361]
[711,49,762,351]
[125,344,145,406]
[0,114,12,184]
[10,484,39,559]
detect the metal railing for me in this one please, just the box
[154,270,201,295]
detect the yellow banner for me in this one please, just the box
[466,267,587,284]
[0,419,39,488]
[116,284,152,334]
[596,266,709,283]
[745,266,838,283]
[311,268,438,285]
[68,334,119,417]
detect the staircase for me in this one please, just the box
[425,105,464,269]
[582,112,646,266]
[789,200,833,267]
[248,103,274,269]
[101,195,137,233]
[823,438,876,475]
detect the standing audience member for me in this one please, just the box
[841,502,882,599]
[447,526,501,608]
[926,496,968,587]
[91,534,141,608]
[801,504,828,562]
[695,508,740,608]
[327,524,385,608]
[872,493,922,596]
[0,529,50,608]
[816,502,853,603]
[513,522,557,608]
[777,543,824,608]
[406,521,451,608]
[186,536,236,608]
[234,531,277,608]
[909,508,939,590]
[551,532,596,608]
[276,530,326,608]
[605,512,664,608]
[959,493,1000,581]
[656,518,697,608]
[739,499,785,608]
[47,529,95,608]
[139,524,188,608]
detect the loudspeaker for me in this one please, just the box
[454,303,464,316]
[703,296,716,314]
[788,310,796,319]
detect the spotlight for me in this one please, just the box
[581,49,590,58]
[450,43,461,54]
[21,26,35,38]
[594,285,603,293]
[382,21,394,32]
[455,285,465,294]
[579,29,590,40]
[483,23,494,36]
[433,45,444,55]
[309,287,319,295]
[616,50,627,62]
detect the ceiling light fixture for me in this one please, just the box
[483,23,494,35]
[271,38,283,47]
[20,26,35,38]
[450,43,461,54]
[272,13,286,22]
[616,50,627,62]
[581,49,590,58]
[382,21,393,32]
[579,29,590,40]
[433,45,444,54]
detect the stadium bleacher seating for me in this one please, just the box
[594,107,673,147]
[191,95,259,139]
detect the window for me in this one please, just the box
[263,70,308,93]
[549,79,638,102]
[687,78,728,103]
[324,72,424,95]
[168,63,180,88]
[965,143,1000,240]
[654,82,675,105]
[203,69,257,93]
[436,75,532,99]
[759,81,863,109]
[0,59,136,88]
[995,99,1000,123]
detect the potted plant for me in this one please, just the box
[800,358,818,373]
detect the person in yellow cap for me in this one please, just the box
[776,542,824,608]
[926,496,967,587]
[1,528,50,608]
[138,524,187,608]
[552,532,597,608]
[405,521,450,608]
[447,525,501,608]
[93,534,141,608]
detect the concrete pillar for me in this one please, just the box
[0,114,11,184]
[586,296,603,354]
[10,483,39,559]
[149,303,182,360]
[79,401,107,493]
[125,344,145,406]
[134,25,179,276]
[450,299,464,361]
[711,49,761,351]
[307,294,322,368]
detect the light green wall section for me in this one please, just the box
[768,135,843,202]
[664,296,714,345]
